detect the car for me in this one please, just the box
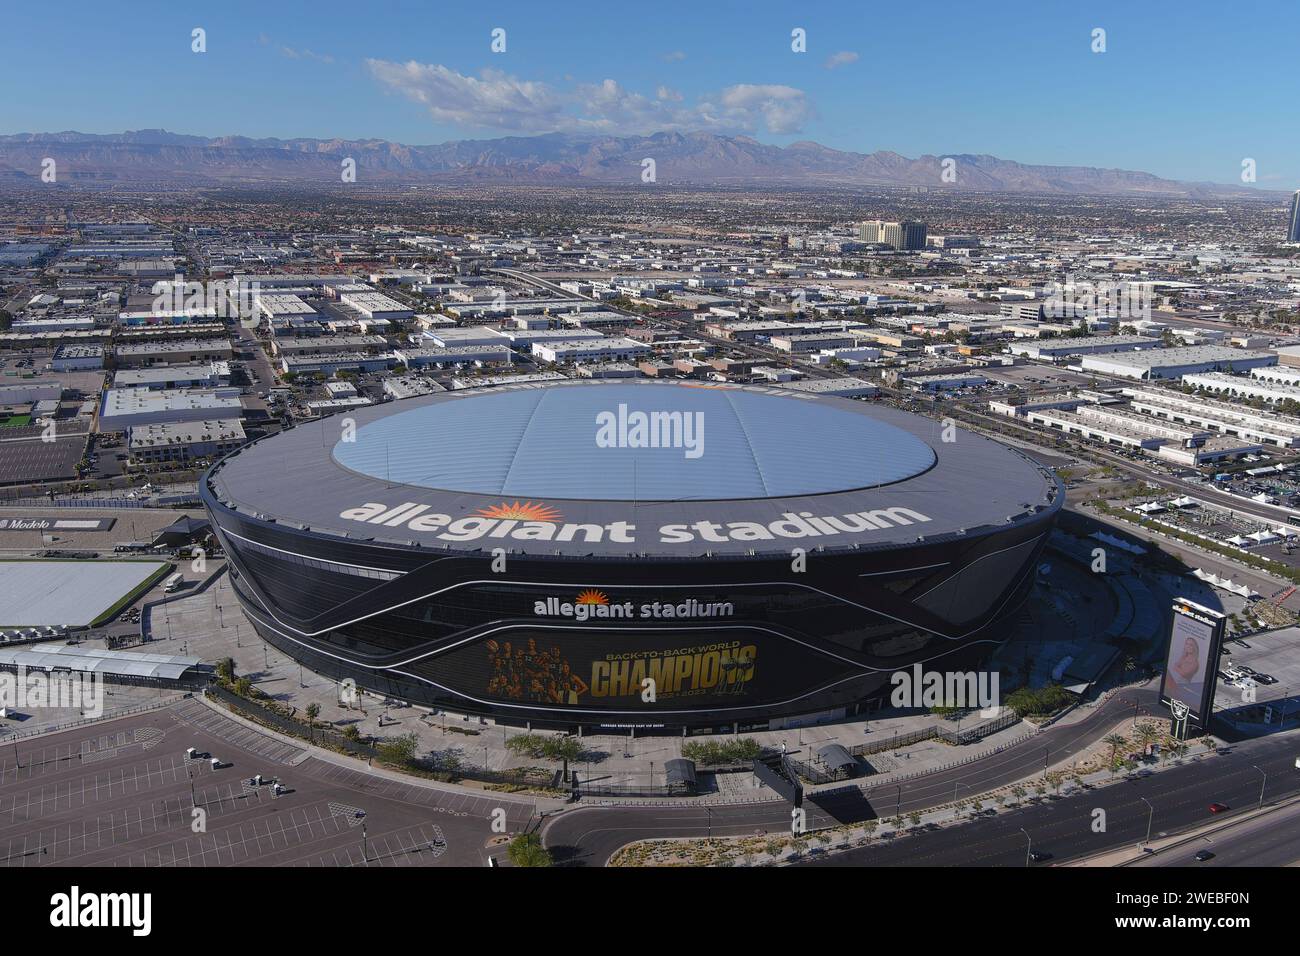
[1028,851,1052,863]
[1208,803,1229,814]
[1194,849,1215,862]
[1255,673,1277,685]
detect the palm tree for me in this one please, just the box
[305,702,320,743]
[1103,733,1129,771]
[1134,724,1159,757]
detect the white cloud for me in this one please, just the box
[823,51,859,70]
[281,46,334,64]
[366,60,814,136]
[662,51,687,62]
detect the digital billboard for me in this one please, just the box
[1159,600,1225,728]
[413,626,855,715]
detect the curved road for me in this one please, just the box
[543,685,1166,865]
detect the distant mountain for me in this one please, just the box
[0,129,1273,198]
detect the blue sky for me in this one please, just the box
[2,0,1297,186]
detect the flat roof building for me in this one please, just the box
[99,387,243,430]
[533,337,651,364]
[1079,346,1275,380]
[113,339,234,368]
[128,419,247,468]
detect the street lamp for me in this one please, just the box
[1140,796,1154,846]
[1252,765,1267,809]
[1019,827,1032,867]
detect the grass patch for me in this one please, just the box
[89,562,172,627]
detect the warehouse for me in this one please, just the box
[1079,345,1275,380]
[532,337,652,364]
[98,387,243,430]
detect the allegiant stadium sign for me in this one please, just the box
[336,499,932,545]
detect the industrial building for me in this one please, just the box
[98,387,244,430]
[128,419,247,468]
[1078,345,1275,380]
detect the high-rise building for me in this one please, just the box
[1288,190,1300,243]
[859,219,928,250]
[858,219,885,243]
[882,221,928,251]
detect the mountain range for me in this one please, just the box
[0,129,1275,198]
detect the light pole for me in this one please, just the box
[1253,765,1267,809]
[1019,827,1032,867]
[1140,796,1153,846]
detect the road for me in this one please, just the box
[543,686,1166,865]
[1130,798,1300,868]
[798,733,1300,867]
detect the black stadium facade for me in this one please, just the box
[201,380,1061,733]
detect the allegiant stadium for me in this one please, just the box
[201,379,1062,733]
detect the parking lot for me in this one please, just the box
[0,697,540,867]
[1214,626,1300,715]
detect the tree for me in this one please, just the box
[1134,724,1159,757]
[233,676,252,697]
[1103,733,1129,769]
[215,657,236,682]
[376,732,419,767]
[506,833,552,867]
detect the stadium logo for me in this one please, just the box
[475,501,562,522]
[534,592,735,621]
[338,502,931,545]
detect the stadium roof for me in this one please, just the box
[205,380,1060,558]
[331,383,936,501]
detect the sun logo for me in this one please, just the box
[575,589,609,606]
[474,500,563,522]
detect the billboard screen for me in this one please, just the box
[1159,601,1224,727]
[410,626,855,715]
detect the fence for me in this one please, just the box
[850,709,1025,759]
